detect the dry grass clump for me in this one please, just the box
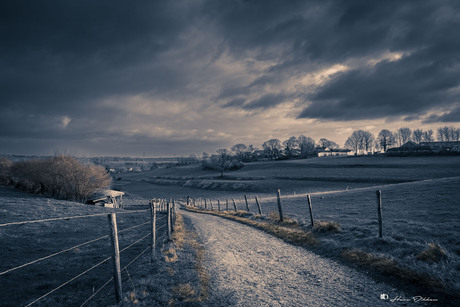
[268,211,300,227]
[416,243,447,263]
[172,283,196,301]
[313,221,341,233]
[341,249,444,291]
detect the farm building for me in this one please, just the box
[317,148,352,157]
[86,189,125,208]
[387,141,460,154]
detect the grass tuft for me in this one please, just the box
[341,248,445,291]
[416,243,447,263]
[313,220,341,233]
[172,283,196,301]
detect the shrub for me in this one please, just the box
[9,155,111,202]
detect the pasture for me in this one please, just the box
[118,155,460,297]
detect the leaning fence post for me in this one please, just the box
[149,201,157,261]
[232,199,237,211]
[255,196,262,215]
[244,195,249,212]
[307,195,314,227]
[276,189,283,222]
[377,190,383,238]
[108,213,123,303]
[167,202,172,241]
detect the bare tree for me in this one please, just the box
[262,139,282,160]
[453,128,460,141]
[318,138,339,149]
[231,144,247,161]
[216,149,230,177]
[422,130,434,142]
[282,136,299,158]
[362,131,375,153]
[344,130,373,155]
[438,126,460,142]
[345,131,363,155]
[377,129,395,152]
[297,135,315,158]
[412,129,424,143]
[396,127,412,146]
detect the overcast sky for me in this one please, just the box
[1,0,459,157]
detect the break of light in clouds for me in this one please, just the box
[1,0,459,157]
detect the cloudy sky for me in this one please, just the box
[1,0,459,157]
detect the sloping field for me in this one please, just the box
[0,187,161,306]
[118,155,460,298]
[189,177,460,297]
[117,155,460,196]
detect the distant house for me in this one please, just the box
[419,141,460,152]
[317,148,352,157]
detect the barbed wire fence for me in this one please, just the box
[0,198,177,306]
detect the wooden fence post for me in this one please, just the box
[276,189,284,222]
[226,199,229,211]
[171,200,175,232]
[204,199,207,210]
[307,195,314,227]
[244,195,249,212]
[186,196,190,207]
[149,201,157,261]
[377,190,383,238]
[232,199,237,212]
[167,202,172,241]
[108,213,122,303]
[255,196,262,215]
[218,200,221,212]
[210,200,214,211]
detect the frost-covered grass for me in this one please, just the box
[182,176,460,300]
[113,156,460,301]
[0,186,170,306]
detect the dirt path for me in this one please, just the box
[181,209,411,307]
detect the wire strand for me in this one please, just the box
[0,235,109,277]
[0,210,149,227]
[24,256,112,306]
[120,233,151,253]
[79,277,113,307]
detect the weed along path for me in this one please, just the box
[180,210,410,307]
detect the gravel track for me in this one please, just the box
[181,209,413,307]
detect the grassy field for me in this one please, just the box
[117,155,460,196]
[0,186,167,306]
[117,155,460,301]
[1,155,459,305]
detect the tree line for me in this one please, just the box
[200,125,460,170]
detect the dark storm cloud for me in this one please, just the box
[0,0,195,112]
[208,0,460,123]
[2,0,460,156]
